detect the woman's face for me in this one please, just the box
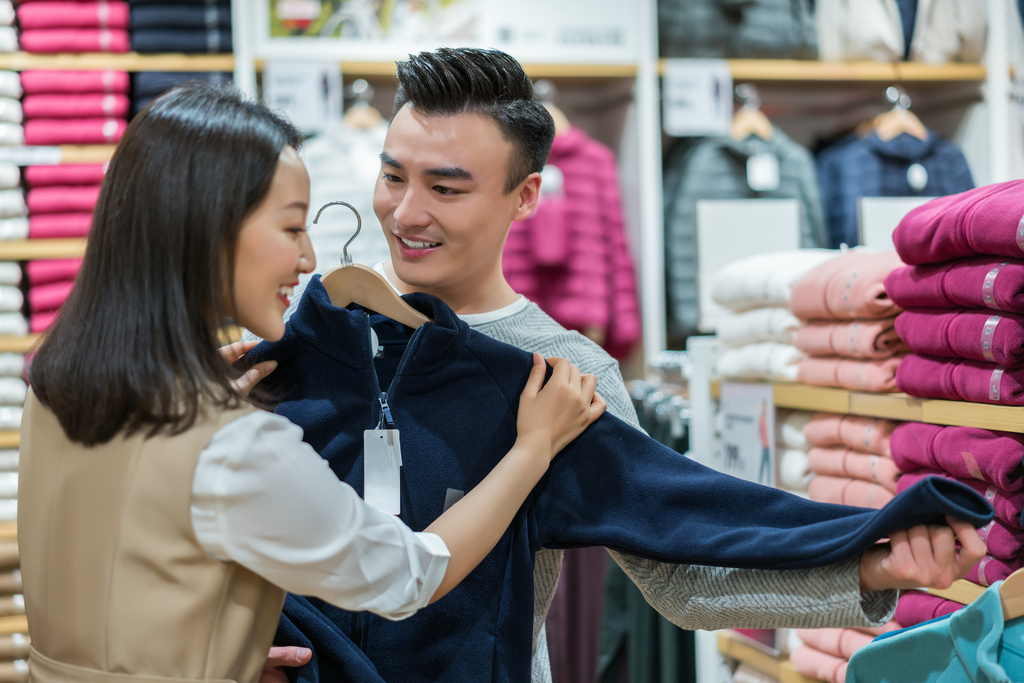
[232,146,316,341]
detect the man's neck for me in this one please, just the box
[381,261,520,315]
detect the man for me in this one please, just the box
[261,47,985,682]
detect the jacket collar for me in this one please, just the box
[286,275,470,373]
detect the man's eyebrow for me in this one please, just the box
[424,166,473,181]
[380,151,403,170]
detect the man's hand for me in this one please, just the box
[259,646,311,683]
[219,339,277,397]
[859,517,988,592]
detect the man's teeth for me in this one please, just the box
[277,285,294,297]
[398,235,441,249]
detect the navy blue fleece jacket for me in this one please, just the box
[250,276,992,683]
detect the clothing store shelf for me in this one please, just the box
[717,631,822,683]
[252,60,638,79]
[56,145,116,164]
[928,579,985,605]
[0,239,86,261]
[0,336,38,355]
[0,523,15,543]
[0,52,234,72]
[0,434,15,450]
[709,381,1024,433]
[0,617,25,636]
[658,59,986,83]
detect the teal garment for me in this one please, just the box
[847,583,1024,682]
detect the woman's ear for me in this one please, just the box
[512,172,542,222]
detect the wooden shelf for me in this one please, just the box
[56,145,116,164]
[252,60,638,79]
[0,434,16,451]
[718,632,821,683]
[0,617,25,636]
[0,52,233,72]
[0,240,86,261]
[710,380,1024,433]
[659,59,986,83]
[0,336,36,355]
[928,579,985,605]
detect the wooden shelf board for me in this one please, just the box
[0,239,86,261]
[849,391,923,422]
[0,434,16,450]
[0,523,15,543]
[921,400,1024,433]
[0,336,37,355]
[928,579,985,605]
[772,382,850,413]
[58,145,115,164]
[254,60,637,79]
[659,59,986,83]
[718,632,822,683]
[0,52,233,72]
[0,617,26,636]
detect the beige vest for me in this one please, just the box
[18,392,286,683]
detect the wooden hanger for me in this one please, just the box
[315,201,431,329]
[1001,566,1024,620]
[343,102,384,130]
[730,83,774,142]
[543,102,571,137]
[872,85,928,142]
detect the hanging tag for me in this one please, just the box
[747,153,780,192]
[364,428,402,515]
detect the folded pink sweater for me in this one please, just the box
[897,470,1023,527]
[797,356,903,393]
[21,70,129,95]
[854,621,903,637]
[30,311,58,334]
[25,164,106,188]
[969,554,1024,586]
[896,354,1024,405]
[17,2,129,29]
[895,309,1024,367]
[26,259,82,287]
[803,414,897,455]
[29,281,73,313]
[893,181,1024,265]
[795,629,873,661]
[24,119,126,145]
[794,318,905,359]
[889,422,1024,491]
[28,213,91,239]
[20,29,129,54]
[895,590,962,628]
[23,93,129,119]
[807,447,900,492]
[789,645,847,683]
[789,251,904,321]
[885,257,1024,312]
[977,517,1024,560]
[808,475,894,509]
[27,186,100,215]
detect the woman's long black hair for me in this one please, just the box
[30,82,302,446]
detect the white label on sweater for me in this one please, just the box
[981,315,1001,362]
[662,59,732,137]
[365,429,402,515]
[746,153,780,192]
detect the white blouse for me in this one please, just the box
[190,410,449,621]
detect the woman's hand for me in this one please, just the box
[515,354,606,460]
[218,339,277,398]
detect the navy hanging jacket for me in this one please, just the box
[250,276,992,683]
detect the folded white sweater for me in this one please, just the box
[714,342,804,382]
[717,307,801,347]
[711,249,837,312]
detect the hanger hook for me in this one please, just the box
[313,201,361,266]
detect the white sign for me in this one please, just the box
[262,61,342,134]
[662,59,732,137]
[0,146,62,166]
[719,382,775,486]
[857,196,934,251]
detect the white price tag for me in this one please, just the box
[262,61,342,134]
[662,59,732,137]
[746,153,780,192]
[364,429,402,515]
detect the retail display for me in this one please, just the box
[129,1,232,53]
[717,307,801,348]
[710,249,837,312]
[714,341,803,381]
[793,318,905,359]
[658,0,816,58]
[789,251,903,321]
[130,70,231,115]
[890,422,1024,490]
[886,256,1024,311]
[896,354,1024,405]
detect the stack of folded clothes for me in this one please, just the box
[775,409,813,494]
[0,2,14,53]
[130,70,231,117]
[789,250,906,392]
[710,249,837,381]
[0,262,24,337]
[25,257,82,333]
[891,422,1024,586]
[789,623,901,683]
[803,413,900,509]
[21,70,128,147]
[129,0,232,54]
[16,1,129,53]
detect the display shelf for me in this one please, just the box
[0,434,15,451]
[658,59,986,83]
[0,52,234,72]
[0,617,25,637]
[56,145,116,164]
[0,524,15,543]
[252,60,639,79]
[717,631,821,683]
[929,579,986,605]
[0,336,37,355]
[0,239,86,261]
[710,381,1024,434]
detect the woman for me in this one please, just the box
[18,83,605,683]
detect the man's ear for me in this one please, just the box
[512,172,542,222]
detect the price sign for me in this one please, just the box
[662,59,732,137]
[719,382,775,486]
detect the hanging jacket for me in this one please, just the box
[663,128,825,336]
[502,127,640,358]
[249,276,992,683]
[659,0,816,58]
[817,131,974,248]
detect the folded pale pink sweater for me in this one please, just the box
[803,413,897,455]
[25,119,126,145]
[30,311,57,334]
[897,470,1023,527]
[977,517,1024,560]
[789,251,904,321]
[789,645,847,683]
[808,475,894,508]
[20,29,130,54]
[23,93,129,119]
[795,629,873,661]
[17,2,129,29]
[896,354,1024,405]
[27,186,100,215]
[893,181,1024,265]
[794,318,905,359]
[26,258,82,287]
[29,280,73,313]
[889,422,1024,491]
[21,70,129,95]
[797,356,903,393]
[25,164,106,188]
[895,590,962,628]
[807,447,900,492]
[896,309,1024,367]
[28,213,90,239]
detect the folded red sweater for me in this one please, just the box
[24,119,126,145]
[897,470,1022,528]
[895,309,1024,367]
[21,70,129,95]
[27,186,101,215]
[890,422,1024,491]
[25,164,106,188]
[17,2,129,29]
[23,93,129,119]
[28,213,91,239]
[20,29,130,54]
[896,353,1024,405]
[28,280,73,313]
[30,311,58,334]
[885,257,1024,312]
[26,258,82,287]
[894,590,961,628]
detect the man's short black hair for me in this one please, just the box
[393,47,556,195]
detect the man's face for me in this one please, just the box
[373,104,524,291]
